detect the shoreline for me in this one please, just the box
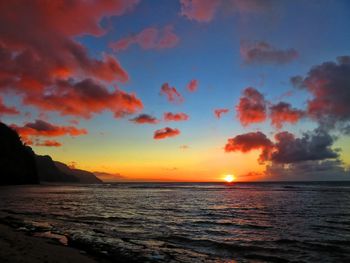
[0,223,106,263]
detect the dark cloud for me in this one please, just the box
[214,108,229,119]
[225,128,340,165]
[240,40,298,65]
[271,129,339,164]
[160,83,184,104]
[265,160,349,181]
[236,87,267,126]
[164,112,189,122]
[129,114,158,124]
[269,102,304,129]
[153,127,180,140]
[291,56,350,131]
[110,25,179,51]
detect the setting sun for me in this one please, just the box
[224,174,235,183]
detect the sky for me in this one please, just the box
[0,0,350,182]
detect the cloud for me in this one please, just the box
[226,128,349,180]
[291,56,350,131]
[24,78,143,119]
[0,97,19,116]
[35,140,62,147]
[180,145,189,150]
[153,127,180,140]
[11,120,87,141]
[214,108,229,119]
[160,83,184,104]
[180,0,277,23]
[240,40,298,65]
[236,87,267,126]
[269,102,304,129]
[225,131,273,163]
[129,114,158,124]
[265,160,349,181]
[110,25,179,51]
[225,128,339,165]
[180,0,221,22]
[0,0,141,119]
[187,79,198,92]
[164,112,189,122]
[271,129,339,164]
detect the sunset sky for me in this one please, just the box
[1,0,350,182]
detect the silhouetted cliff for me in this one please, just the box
[0,122,103,185]
[35,155,78,183]
[0,122,38,185]
[54,162,103,184]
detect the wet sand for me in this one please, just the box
[0,223,101,263]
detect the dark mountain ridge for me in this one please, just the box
[0,122,102,185]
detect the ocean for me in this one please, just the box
[1,182,350,262]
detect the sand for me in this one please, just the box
[0,224,103,263]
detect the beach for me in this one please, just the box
[0,223,101,263]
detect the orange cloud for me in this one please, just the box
[214,108,229,119]
[153,127,180,140]
[236,87,267,126]
[129,114,159,124]
[160,83,184,104]
[24,79,143,119]
[36,140,62,147]
[164,112,189,122]
[12,120,87,139]
[110,25,179,51]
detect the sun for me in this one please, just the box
[224,174,235,183]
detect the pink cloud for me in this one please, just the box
[180,0,221,22]
[180,0,276,22]
[187,79,198,92]
[269,102,304,129]
[214,108,229,119]
[236,87,267,126]
[0,0,142,119]
[240,40,298,65]
[110,25,179,51]
[160,83,184,104]
[164,112,189,122]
